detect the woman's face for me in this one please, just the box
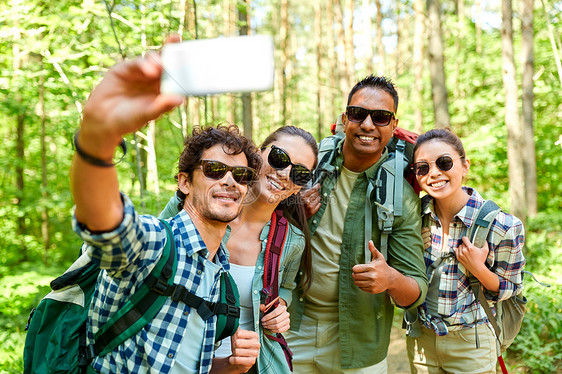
[257,134,316,205]
[413,139,469,202]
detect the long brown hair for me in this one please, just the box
[261,126,318,296]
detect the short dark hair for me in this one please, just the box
[175,124,261,210]
[347,75,399,112]
[414,128,466,159]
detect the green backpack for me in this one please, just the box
[24,220,239,374]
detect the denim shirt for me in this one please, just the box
[289,135,428,369]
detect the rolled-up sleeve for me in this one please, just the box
[489,213,526,301]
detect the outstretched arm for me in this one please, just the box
[71,39,183,231]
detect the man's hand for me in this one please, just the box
[351,241,393,294]
[301,183,321,218]
[79,38,184,159]
[72,36,184,231]
[227,329,260,373]
[260,300,290,333]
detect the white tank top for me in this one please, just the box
[214,263,256,358]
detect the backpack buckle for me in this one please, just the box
[226,304,240,317]
[152,278,170,295]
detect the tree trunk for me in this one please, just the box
[226,0,236,126]
[540,0,562,85]
[362,0,374,74]
[413,0,425,133]
[279,0,289,128]
[315,1,324,139]
[13,26,27,258]
[146,122,160,196]
[239,0,253,138]
[454,0,465,96]
[327,0,337,121]
[522,0,537,216]
[39,57,50,260]
[335,0,348,95]
[475,0,482,54]
[343,0,355,82]
[501,0,526,221]
[375,0,385,75]
[427,0,451,129]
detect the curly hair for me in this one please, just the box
[175,124,261,210]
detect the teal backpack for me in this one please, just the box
[314,128,419,262]
[23,220,239,374]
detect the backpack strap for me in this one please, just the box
[366,139,407,262]
[261,208,293,370]
[92,220,177,357]
[261,208,289,311]
[214,272,240,341]
[313,132,344,186]
[93,220,241,358]
[466,200,502,348]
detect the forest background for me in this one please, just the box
[0,0,560,372]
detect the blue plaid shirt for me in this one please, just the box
[73,194,230,374]
[420,187,526,335]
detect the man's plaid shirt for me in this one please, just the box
[73,194,230,374]
[419,187,526,335]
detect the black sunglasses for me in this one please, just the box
[264,145,313,186]
[195,160,256,185]
[346,106,395,127]
[412,155,463,176]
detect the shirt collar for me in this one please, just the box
[422,186,482,229]
[454,186,482,229]
[174,209,231,269]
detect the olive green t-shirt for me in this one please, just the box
[305,166,359,321]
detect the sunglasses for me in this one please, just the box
[346,106,395,126]
[264,145,313,186]
[412,155,463,176]
[195,160,256,185]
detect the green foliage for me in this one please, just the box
[0,0,560,372]
[0,263,66,372]
[504,212,562,373]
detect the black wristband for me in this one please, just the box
[74,131,127,167]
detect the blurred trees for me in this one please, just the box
[0,0,560,269]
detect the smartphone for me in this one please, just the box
[160,35,274,96]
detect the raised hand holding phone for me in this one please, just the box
[161,35,274,96]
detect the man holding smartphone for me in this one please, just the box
[286,75,428,373]
[71,38,261,374]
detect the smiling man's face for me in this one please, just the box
[179,144,249,225]
[342,87,398,172]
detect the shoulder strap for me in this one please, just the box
[93,219,177,357]
[261,208,289,310]
[365,139,407,262]
[467,200,502,347]
[214,272,240,341]
[314,132,344,185]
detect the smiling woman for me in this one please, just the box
[159,125,318,374]
[406,128,526,374]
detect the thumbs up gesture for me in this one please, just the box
[352,240,392,294]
